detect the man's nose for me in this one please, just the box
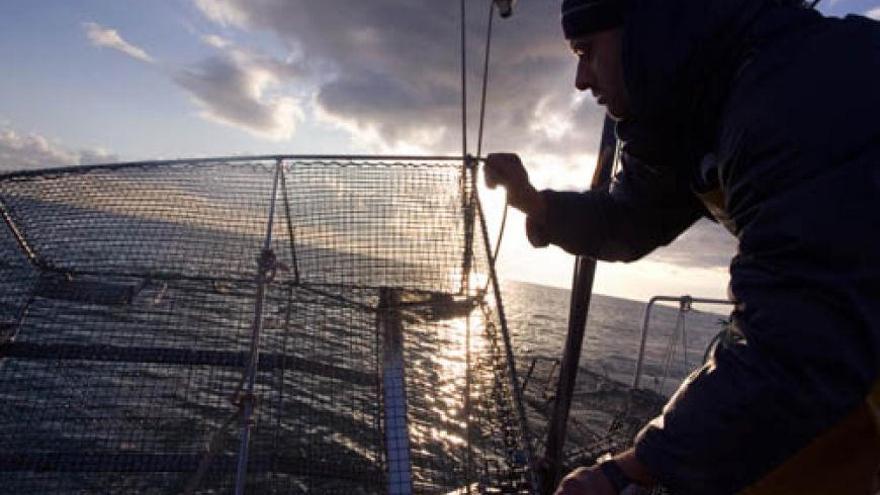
[575,58,593,92]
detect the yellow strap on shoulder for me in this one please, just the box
[740,382,880,495]
[867,381,880,430]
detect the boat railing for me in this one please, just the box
[632,295,735,391]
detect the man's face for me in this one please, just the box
[570,28,631,120]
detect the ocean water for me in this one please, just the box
[501,279,732,456]
[504,280,730,392]
[0,273,731,493]
[0,227,731,492]
[0,164,733,492]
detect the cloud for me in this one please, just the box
[191,0,605,155]
[202,34,231,49]
[173,38,303,140]
[190,1,735,272]
[866,7,880,19]
[83,22,155,63]
[0,126,116,173]
[81,19,301,140]
[648,218,737,270]
[193,0,251,27]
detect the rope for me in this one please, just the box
[491,204,509,265]
[475,193,540,493]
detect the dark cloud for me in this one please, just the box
[80,19,302,140]
[193,0,605,153]
[174,39,303,140]
[0,126,116,173]
[192,0,734,272]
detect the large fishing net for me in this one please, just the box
[0,157,535,494]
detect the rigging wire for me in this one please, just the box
[460,1,475,492]
[460,0,469,162]
[474,1,495,161]
[473,1,510,268]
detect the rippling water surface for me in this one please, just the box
[0,175,731,492]
[502,280,731,454]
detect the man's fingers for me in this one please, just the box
[484,152,524,190]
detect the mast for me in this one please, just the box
[541,116,617,494]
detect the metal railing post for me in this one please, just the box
[542,116,617,494]
[632,296,734,390]
[234,159,283,495]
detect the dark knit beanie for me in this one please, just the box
[561,0,626,39]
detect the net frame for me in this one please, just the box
[0,155,536,494]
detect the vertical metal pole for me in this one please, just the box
[460,0,468,159]
[0,198,45,270]
[463,160,477,492]
[279,165,301,285]
[463,309,473,493]
[458,0,474,296]
[234,159,282,495]
[379,288,413,495]
[541,116,617,494]
[459,0,475,470]
[633,296,662,390]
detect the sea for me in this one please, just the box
[502,279,731,399]
[0,164,734,492]
[497,280,733,468]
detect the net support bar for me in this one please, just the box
[234,158,283,495]
[379,288,413,495]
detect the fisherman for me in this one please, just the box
[485,0,880,493]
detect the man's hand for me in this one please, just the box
[553,450,656,495]
[484,153,546,220]
[554,466,615,495]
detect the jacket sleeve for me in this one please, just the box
[527,144,706,262]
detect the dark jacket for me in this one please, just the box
[533,1,880,493]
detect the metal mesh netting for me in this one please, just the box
[0,157,534,494]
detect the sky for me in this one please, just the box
[1,0,877,302]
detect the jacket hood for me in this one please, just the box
[621,0,771,128]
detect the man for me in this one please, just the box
[485,0,880,493]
